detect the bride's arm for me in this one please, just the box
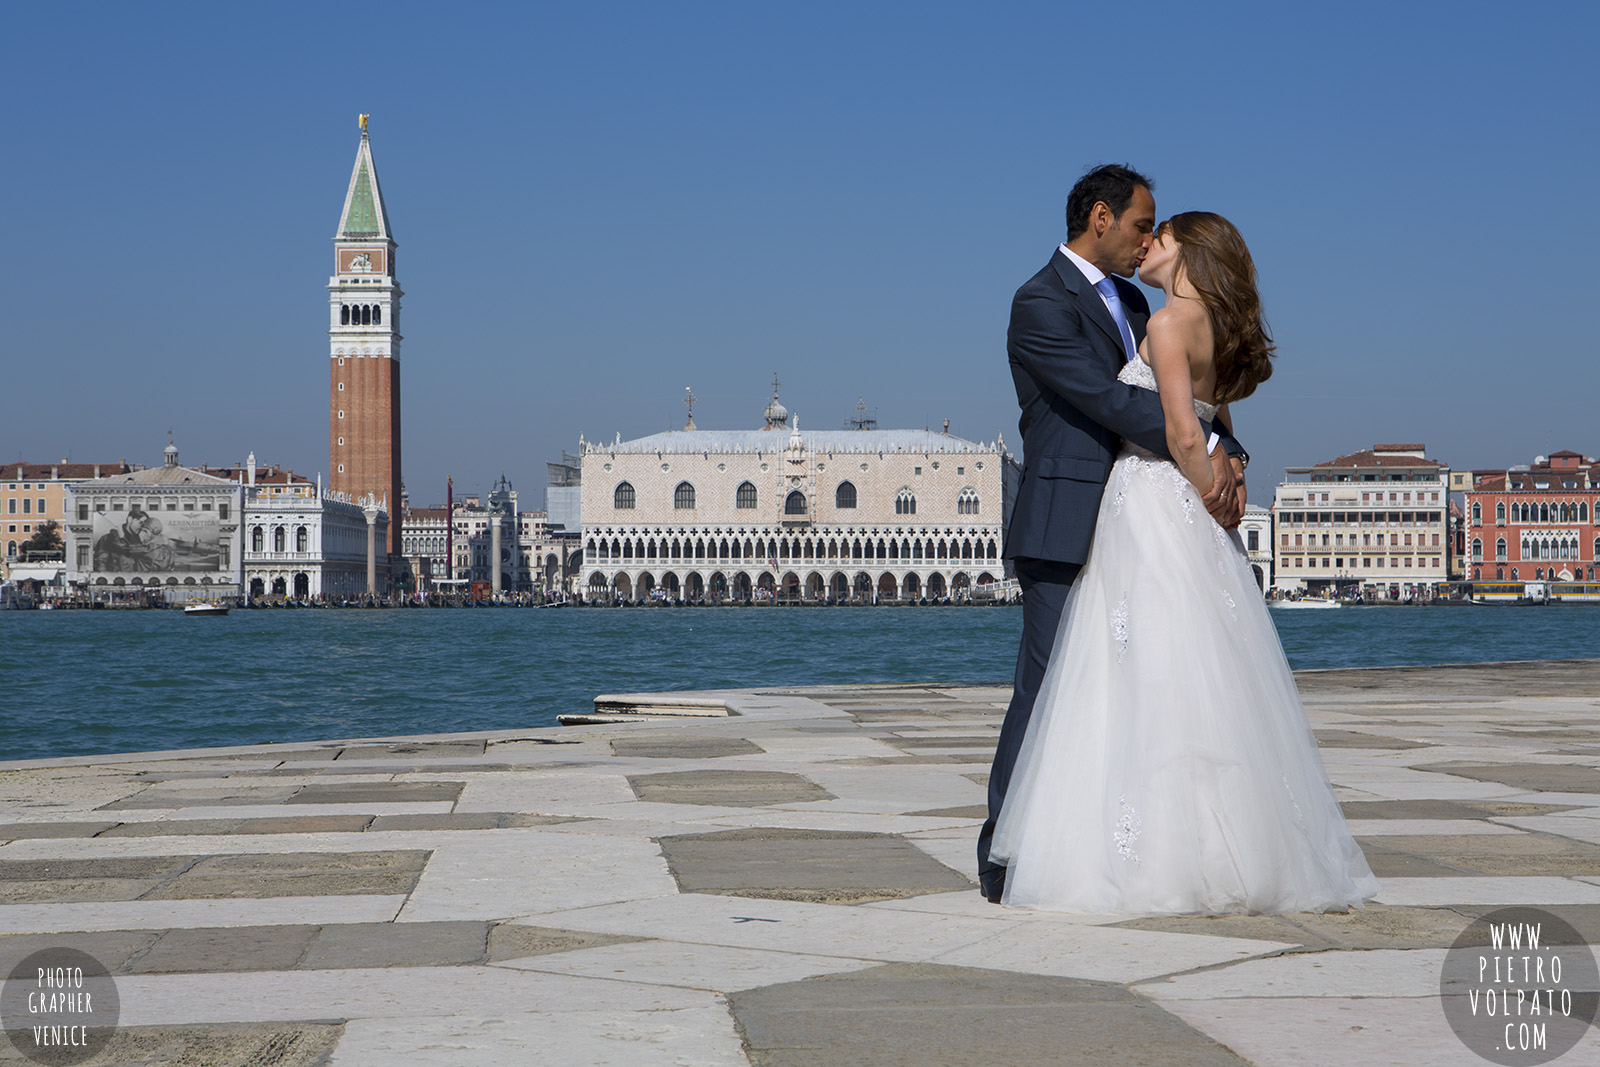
[1146,313,1215,495]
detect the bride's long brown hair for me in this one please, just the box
[1161,212,1276,404]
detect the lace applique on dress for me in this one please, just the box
[1114,796,1142,863]
[1219,587,1237,621]
[1112,593,1130,663]
[1282,775,1306,830]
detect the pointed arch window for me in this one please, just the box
[957,487,980,515]
[674,482,696,510]
[895,489,917,515]
[736,481,757,509]
[614,482,636,509]
[1471,537,1482,560]
[835,481,857,509]
[785,490,807,516]
[1496,537,1507,561]
[1470,501,1481,524]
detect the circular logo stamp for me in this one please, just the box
[1441,907,1599,1064]
[1,948,120,1065]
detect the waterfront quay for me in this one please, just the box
[1,663,1600,1064]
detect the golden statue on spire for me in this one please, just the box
[359,114,369,133]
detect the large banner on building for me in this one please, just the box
[92,507,221,574]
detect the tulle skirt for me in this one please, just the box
[989,448,1380,915]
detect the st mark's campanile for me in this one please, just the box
[329,115,403,557]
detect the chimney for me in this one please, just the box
[942,419,950,435]
[93,465,100,478]
[50,466,57,479]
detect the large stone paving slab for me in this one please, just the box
[729,962,1251,1066]
[628,769,834,806]
[658,827,973,903]
[0,1022,345,1066]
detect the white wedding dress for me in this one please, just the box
[990,357,1380,915]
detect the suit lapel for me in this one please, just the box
[1051,251,1126,359]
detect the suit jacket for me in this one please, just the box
[1004,248,1241,566]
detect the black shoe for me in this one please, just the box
[979,869,1005,904]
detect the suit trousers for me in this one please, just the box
[976,556,1083,888]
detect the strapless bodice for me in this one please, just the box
[1118,357,1218,421]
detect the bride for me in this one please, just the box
[989,212,1380,915]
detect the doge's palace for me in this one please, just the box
[581,390,1018,603]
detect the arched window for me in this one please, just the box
[296,526,308,552]
[957,487,980,515]
[340,305,350,325]
[736,482,757,509]
[674,482,696,510]
[1496,502,1506,523]
[1496,537,1507,560]
[273,527,285,552]
[835,482,857,509]
[251,527,263,552]
[5,541,14,558]
[614,482,636,509]
[1511,567,1519,580]
[895,489,916,515]
[1471,537,1482,560]
[1471,501,1481,523]
[785,491,807,516]
[372,305,381,325]
[1594,537,1599,559]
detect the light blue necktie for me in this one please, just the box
[1094,277,1138,363]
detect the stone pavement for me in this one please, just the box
[1,662,1600,1064]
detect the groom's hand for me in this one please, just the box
[1202,449,1242,528]
[1231,457,1247,517]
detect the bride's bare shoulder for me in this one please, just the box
[1145,303,1209,348]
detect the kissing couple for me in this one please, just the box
[977,164,1379,916]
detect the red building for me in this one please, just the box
[1465,450,1600,583]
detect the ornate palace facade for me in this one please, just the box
[581,396,1017,603]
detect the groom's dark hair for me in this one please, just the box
[1065,164,1155,241]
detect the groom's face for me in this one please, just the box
[1103,185,1157,277]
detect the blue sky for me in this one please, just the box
[3,2,1595,508]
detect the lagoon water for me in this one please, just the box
[2,605,1598,763]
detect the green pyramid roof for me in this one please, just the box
[336,134,392,240]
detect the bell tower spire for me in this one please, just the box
[328,115,403,566]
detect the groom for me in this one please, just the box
[977,164,1248,903]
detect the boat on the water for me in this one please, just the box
[1270,597,1342,610]
[184,604,230,617]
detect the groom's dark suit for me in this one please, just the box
[977,248,1242,898]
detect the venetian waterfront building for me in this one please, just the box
[328,116,401,561]
[581,392,1018,603]
[210,455,387,600]
[1237,503,1273,593]
[1271,443,1450,599]
[1464,450,1600,584]
[64,444,243,603]
[4,461,132,573]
